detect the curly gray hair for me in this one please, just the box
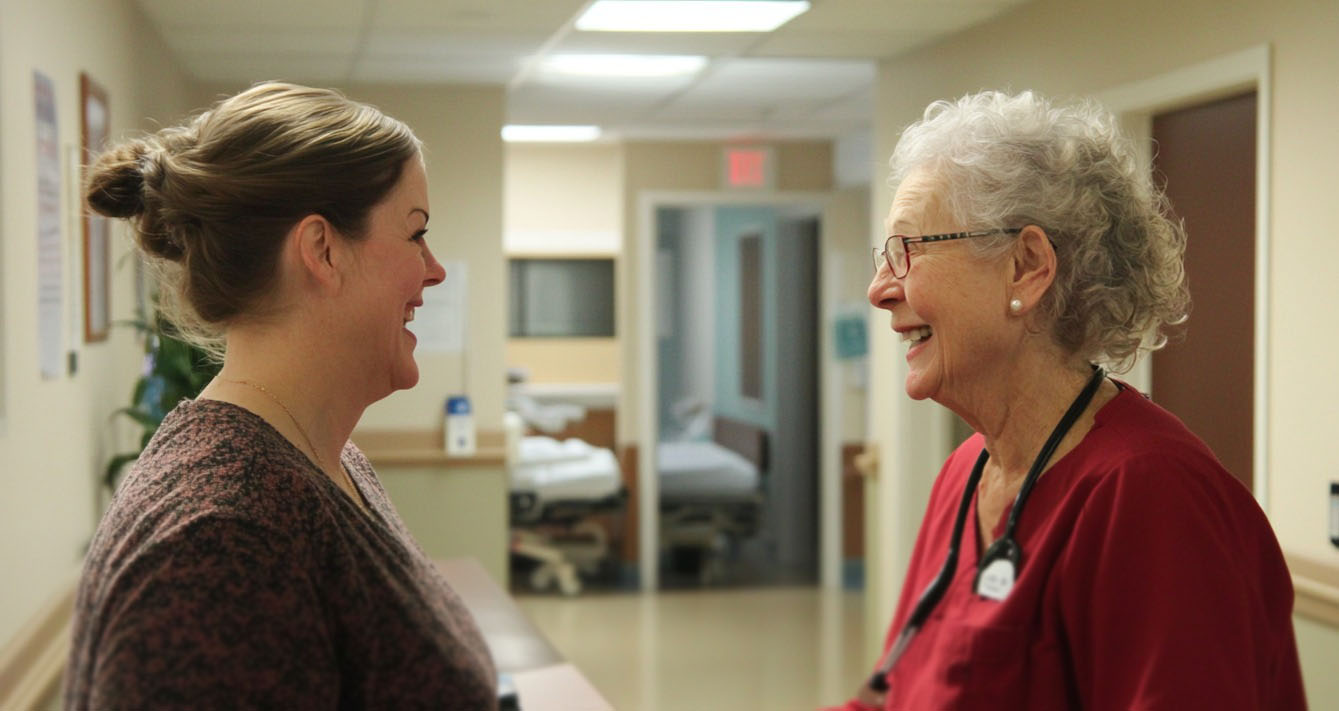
[889,90,1189,372]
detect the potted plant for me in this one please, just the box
[103,314,219,492]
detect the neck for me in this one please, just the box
[950,349,1109,482]
[199,321,365,470]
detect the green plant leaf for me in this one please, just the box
[112,406,161,430]
[103,307,220,495]
[104,452,141,490]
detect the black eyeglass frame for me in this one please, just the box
[873,228,1024,278]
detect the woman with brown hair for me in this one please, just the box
[64,82,496,709]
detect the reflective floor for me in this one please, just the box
[516,586,868,711]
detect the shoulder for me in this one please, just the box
[1057,385,1284,570]
[1071,385,1244,498]
[135,399,337,516]
[99,400,346,570]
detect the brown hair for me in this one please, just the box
[85,81,422,351]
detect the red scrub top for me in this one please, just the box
[830,385,1305,710]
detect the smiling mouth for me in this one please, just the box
[901,326,932,347]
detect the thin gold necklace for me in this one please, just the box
[220,378,362,507]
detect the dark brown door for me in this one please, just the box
[1150,91,1256,491]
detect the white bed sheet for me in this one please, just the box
[657,440,759,500]
[512,436,622,502]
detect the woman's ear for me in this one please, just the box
[1008,225,1056,314]
[291,214,341,292]
[286,214,345,297]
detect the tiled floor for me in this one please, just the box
[516,586,868,711]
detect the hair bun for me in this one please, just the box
[85,141,153,219]
[86,138,191,261]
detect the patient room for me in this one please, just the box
[4,1,1339,710]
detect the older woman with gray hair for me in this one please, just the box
[827,91,1304,710]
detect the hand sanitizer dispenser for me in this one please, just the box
[445,395,476,457]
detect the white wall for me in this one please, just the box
[865,0,1339,695]
[680,206,716,413]
[0,0,195,649]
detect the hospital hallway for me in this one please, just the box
[516,586,867,710]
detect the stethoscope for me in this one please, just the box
[866,365,1107,695]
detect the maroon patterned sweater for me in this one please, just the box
[63,399,497,710]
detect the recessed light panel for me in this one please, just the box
[501,125,603,142]
[576,1,810,33]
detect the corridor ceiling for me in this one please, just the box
[134,0,1031,141]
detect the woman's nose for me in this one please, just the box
[867,262,902,310]
[422,242,447,286]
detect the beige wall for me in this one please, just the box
[0,0,195,649]
[504,143,623,385]
[820,185,872,445]
[618,140,834,443]
[866,0,1339,693]
[505,143,623,238]
[506,338,622,385]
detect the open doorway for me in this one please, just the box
[652,202,822,587]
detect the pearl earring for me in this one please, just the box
[1009,298,1023,314]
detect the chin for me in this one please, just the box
[394,369,421,391]
[903,371,939,402]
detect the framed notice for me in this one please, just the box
[36,71,64,378]
[80,73,110,342]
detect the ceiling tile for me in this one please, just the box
[136,0,365,30]
[552,31,758,57]
[132,0,1039,140]
[182,52,355,84]
[369,0,588,31]
[682,58,874,101]
[160,28,361,55]
[750,30,927,59]
[351,55,521,84]
[782,0,1030,32]
[361,30,549,58]
[507,84,678,124]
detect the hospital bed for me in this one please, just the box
[658,416,768,584]
[506,395,625,596]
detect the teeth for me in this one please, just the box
[901,326,932,345]
[404,307,415,323]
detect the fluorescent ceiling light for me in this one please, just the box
[541,54,707,78]
[501,125,602,143]
[576,1,810,32]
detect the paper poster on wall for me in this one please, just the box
[407,261,466,353]
[35,71,64,379]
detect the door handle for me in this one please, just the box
[853,442,879,479]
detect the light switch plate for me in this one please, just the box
[1330,482,1339,548]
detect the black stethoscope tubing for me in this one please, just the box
[867,365,1107,694]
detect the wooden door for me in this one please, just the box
[1150,91,1257,491]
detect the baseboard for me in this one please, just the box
[0,573,78,711]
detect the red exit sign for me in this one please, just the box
[723,146,774,189]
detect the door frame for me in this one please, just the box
[636,190,837,591]
[1095,44,1273,510]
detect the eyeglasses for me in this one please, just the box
[873,228,1023,278]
